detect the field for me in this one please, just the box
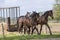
[1,34,60,40]
[0,22,60,40]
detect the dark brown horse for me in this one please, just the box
[30,11,40,34]
[17,11,40,34]
[37,10,54,35]
[17,12,31,34]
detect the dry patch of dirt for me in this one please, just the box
[0,22,60,35]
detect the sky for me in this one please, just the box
[0,0,55,15]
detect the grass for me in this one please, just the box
[0,34,60,40]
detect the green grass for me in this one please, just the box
[0,34,60,40]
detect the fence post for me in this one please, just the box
[1,23,5,38]
[7,17,11,31]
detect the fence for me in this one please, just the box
[0,7,20,24]
[0,7,20,37]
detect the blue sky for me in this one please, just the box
[0,0,55,15]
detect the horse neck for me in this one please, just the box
[30,16,37,24]
[42,13,49,19]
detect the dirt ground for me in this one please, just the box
[0,23,19,35]
[0,22,60,35]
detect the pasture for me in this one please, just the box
[0,34,60,40]
[0,22,60,40]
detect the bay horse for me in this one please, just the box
[17,11,40,34]
[37,10,54,35]
[17,12,31,34]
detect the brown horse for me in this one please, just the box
[17,12,31,34]
[17,11,40,34]
[37,10,54,35]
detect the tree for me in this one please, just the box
[53,0,60,20]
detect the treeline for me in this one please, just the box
[53,0,60,20]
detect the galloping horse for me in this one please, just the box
[17,11,40,34]
[37,10,54,35]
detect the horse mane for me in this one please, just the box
[42,10,52,16]
[30,11,39,23]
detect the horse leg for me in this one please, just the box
[27,27,30,34]
[24,26,27,34]
[18,26,20,33]
[31,26,39,35]
[31,27,35,34]
[18,23,23,34]
[34,27,39,35]
[46,24,52,35]
[40,25,43,35]
[18,23,20,33]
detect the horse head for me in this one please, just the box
[25,12,31,17]
[48,10,54,19]
[44,10,54,19]
[30,11,40,22]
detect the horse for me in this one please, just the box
[37,10,54,35]
[17,11,40,34]
[30,11,40,34]
[17,12,31,34]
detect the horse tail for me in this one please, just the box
[17,18,19,29]
[17,17,23,33]
[18,21,23,33]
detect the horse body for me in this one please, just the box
[37,10,53,35]
[17,16,32,34]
